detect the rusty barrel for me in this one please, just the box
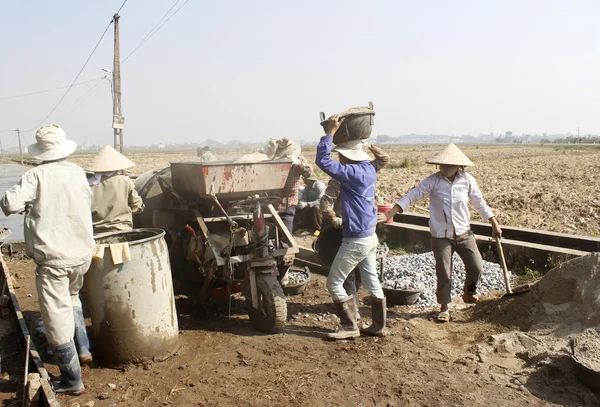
[84,228,179,366]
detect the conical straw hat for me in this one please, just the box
[426,143,474,166]
[85,145,135,172]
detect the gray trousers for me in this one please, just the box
[431,232,483,305]
[36,261,91,346]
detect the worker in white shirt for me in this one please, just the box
[1,124,94,394]
[378,144,502,322]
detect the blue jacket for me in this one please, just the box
[315,135,377,238]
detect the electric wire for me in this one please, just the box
[123,0,188,63]
[0,77,105,101]
[23,20,114,132]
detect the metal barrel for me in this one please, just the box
[84,228,179,366]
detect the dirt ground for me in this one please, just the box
[1,256,597,407]
[63,143,600,237]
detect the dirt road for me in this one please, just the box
[2,256,595,407]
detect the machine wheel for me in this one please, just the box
[246,274,287,334]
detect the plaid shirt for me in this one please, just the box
[321,145,390,216]
[278,155,311,211]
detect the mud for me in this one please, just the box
[2,255,598,406]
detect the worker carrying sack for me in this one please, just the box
[319,101,375,145]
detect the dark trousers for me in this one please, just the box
[343,269,362,310]
[279,205,296,233]
[294,206,323,232]
[431,231,483,305]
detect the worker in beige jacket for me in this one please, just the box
[85,146,144,235]
[1,124,94,395]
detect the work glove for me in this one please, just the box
[332,217,343,229]
[297,202,308,209]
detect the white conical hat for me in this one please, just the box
[426,143,474,166]
[84,145,135,172]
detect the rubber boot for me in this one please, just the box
[360,297,389,337]
[73,307,93,364]
[52,340,85,395]
[327,296,360,340]
[343,270,361,319]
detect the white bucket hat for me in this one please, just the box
[85,145,135,173]
[426,143,474,166]
[28,124,77,161]
[333,139,372,162]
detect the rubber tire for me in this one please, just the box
[246,274,287,334]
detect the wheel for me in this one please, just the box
[246,274,287,334]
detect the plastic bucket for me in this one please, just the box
[377,203,395,223]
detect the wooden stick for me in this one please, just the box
[495,237,512,294]
[22,335,30,407]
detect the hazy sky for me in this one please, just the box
[1,1,599,147]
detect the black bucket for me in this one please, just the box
[319,102,375,145]
[313,226,343,267]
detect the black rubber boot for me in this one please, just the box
[52,340,84,395]
[73,307,93,364]
[327,296,360,340]
[360,297,389,337]
[343,269,363,318]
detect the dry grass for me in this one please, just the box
[4,144,599,236]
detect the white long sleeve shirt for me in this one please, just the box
[396,171,494,239]
[1,161,94,267]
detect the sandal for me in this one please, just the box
[437,310,450,322]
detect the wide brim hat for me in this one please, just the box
[28,124,77,161]
[333,139,372,162]
[426,143,474,166]
[85,145,135,172]
[304,174,318,182]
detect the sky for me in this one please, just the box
[1,0,599,147]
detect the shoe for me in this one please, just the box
[437,310,450,322]
[51,340,85,395]
[293,228,308,236]
[327,296,360,340]
[360,297,389,337]
[73,307,93,364]
[462,292,479,304]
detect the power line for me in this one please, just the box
[24,20,114,132]
[123,0,188,63]
[0,77,105,101]
[65,77,108,113]
[116,0,130,15]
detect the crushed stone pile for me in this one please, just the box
[381,251,506,311]
[287,269,309,286]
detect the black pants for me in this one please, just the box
[294,206,323,232]
[279,205,296,233]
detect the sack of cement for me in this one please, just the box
[319,102,375,145]
[260,139,301,161]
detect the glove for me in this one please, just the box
[332,217,343,229]
[297,202,308,209]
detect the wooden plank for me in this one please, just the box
[266,204,298,250]
[194,211,226,266]
[386,222,591,257]
[0,254,60,407]
[393,211,600,252]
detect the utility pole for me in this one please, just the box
[112,13,125,153]
[17,128,22,156]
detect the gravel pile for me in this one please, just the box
[376,243,389,258]
[381,251,506,310]
[287,269,309,285]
